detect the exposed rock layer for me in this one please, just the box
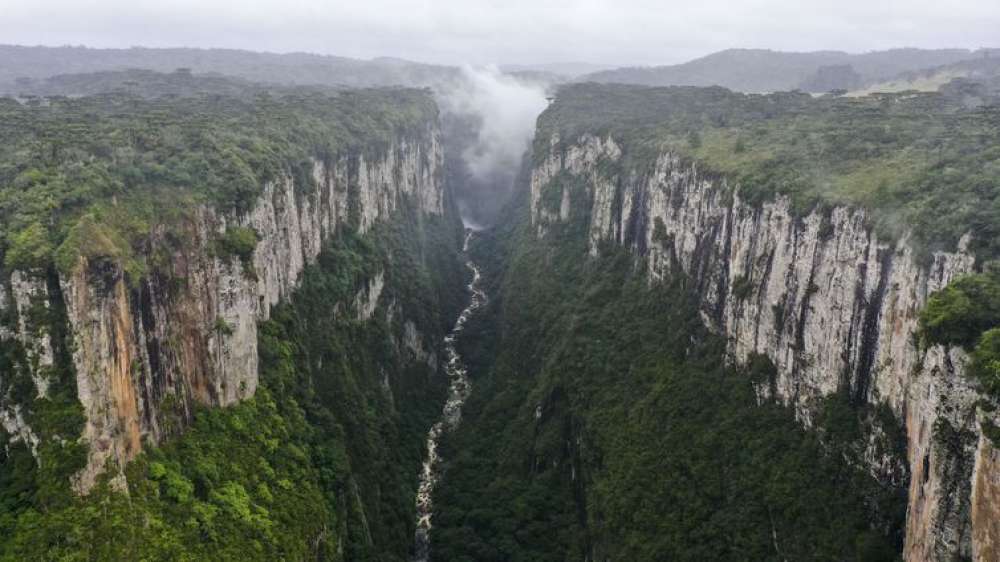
[1,126,446,492]
[530,134,997,561]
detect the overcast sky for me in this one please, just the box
[3,0,999,66]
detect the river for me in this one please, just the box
[412,230,486,562]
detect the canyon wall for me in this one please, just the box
[530,133,999,561]
[0,126,446,493]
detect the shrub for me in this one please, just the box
[971,328,1000,396]
[214,317,235,337]
[745,352,778,388]
[920,272,1000,348]
[652,217,670,246]
[4,222,54,270]
[732,274,754,300]
[218,226,259,264]
[53,214,133,275]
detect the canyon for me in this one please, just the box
[2,127,447,493]
[1,70,999,562]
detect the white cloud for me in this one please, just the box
[439,66,548,181]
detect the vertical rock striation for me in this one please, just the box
[2,126,446,493]
[530,133,996,561]
[9,271,55,396]
[0,271,53,454]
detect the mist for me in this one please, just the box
[436,66,549,228]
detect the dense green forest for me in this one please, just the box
[0,78,470,560]
[0,206,465,561]
[0,85,437,273]
[3,53,1000,562]
[430,177,904,561]
[538,82,1000,259]
[4,68,273,99]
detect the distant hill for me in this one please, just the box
[0,45,460,94]
[850,55,1000,96]
[583,48,999,92]
[4,68,288,99]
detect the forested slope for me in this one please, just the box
[431,82,1000,561]
[431,170,903,561]
[0,80,467,560]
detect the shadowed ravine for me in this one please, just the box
[412,230,487,561]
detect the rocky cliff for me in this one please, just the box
[0,126,446,493]
[530,133,999,561]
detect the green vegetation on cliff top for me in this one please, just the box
[0,85,437,274]
[0,207,465,561]
[538,82,1000,259]
[0,76,461,560]
[920,267,1000,398]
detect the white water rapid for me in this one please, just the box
[412,230,486,561]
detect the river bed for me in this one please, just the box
[412,231,486,562]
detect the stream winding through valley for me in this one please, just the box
[412,230,486,561]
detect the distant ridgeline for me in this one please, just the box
[431,82,1000,561]
[0,79,467,560]
[582,47,1000,93]
[0,45,461,93]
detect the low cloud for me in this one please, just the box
[437,66,549,227]
[442,66,548,182]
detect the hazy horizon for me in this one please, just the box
[4,42,998,71]
[4,0,1000,67]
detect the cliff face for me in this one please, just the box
[530,134,999,561]
[0,271,55,453]
[0,127,445,493]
